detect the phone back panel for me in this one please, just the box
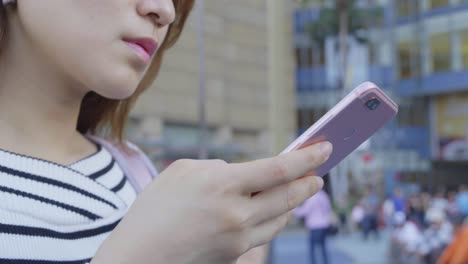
[282,82,398,177]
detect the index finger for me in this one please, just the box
[228,142,332,193]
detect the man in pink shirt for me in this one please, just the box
[295,190,332,264]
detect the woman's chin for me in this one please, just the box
[96,85,138,100]
[89,65,143,100]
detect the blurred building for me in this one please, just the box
[294,0,468,196]
[392,0,468,188]
[128,0,296,168]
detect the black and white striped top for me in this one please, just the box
[0,143,138,263]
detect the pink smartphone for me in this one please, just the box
[281,82,398,177]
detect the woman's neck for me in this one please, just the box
[0,20,95,165]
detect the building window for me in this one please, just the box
[397,99,427,127]
[369,41,379,65]
[429,0,449,10]
[460,29,468,69]
[309,46,325,67]
[396,0,419,18]
[398,40,420,79]
[429,32,451,73]
[295,48,302,68]
[306,47,314,67]
[295,46,325,68]
[316,46,325,66]
[296,109,309,131]
[297,108,327,130]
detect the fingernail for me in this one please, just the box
[314,177,324,189]
[320,142,333,158]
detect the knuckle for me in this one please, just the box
[172,159,193,168]
[301,150,326,174]
[271,157,290,184]
[306,148,324,165]
[308,178,319,195]
[204,162,230,184]
[221,208,251,232]
[285,183,302,210]
[211,159,228,166]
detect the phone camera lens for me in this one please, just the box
[366,98,380,110]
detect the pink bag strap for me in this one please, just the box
[86,135,158,194]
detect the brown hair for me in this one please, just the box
[0,0,195,142]
[0,2,7,53]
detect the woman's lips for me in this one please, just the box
[123,37,158,64]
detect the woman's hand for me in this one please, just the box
[92,142,332,264]
[237,245,271,264]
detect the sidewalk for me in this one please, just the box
[272,228,390,264]
[272,229,353,264]
[333,230,390,264]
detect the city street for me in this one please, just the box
[272,229,390,264]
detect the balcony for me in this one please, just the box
[294,8,320,33]
[397,2,468,25]
[296,66,341,109]
[397,70,468,97]
[393,126,431,158]
[370,125,430,158]
[369,65,394,88]
[296,125,430,158]
[296,66,328,93]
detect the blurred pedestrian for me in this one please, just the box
[295,190,332,264]
[362,186,380,240]
[391,212,422,264]
[392,188,406,213]
[421,191,433,212]
[447,191,460,220]
[438,215,468,264]
[456,185,468,217]
[351,199,365,231]
[407,194,425,228]
[383,195,395,229]
[431,189,449,212]
[336,195,351,234]
[413,208,453,264]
